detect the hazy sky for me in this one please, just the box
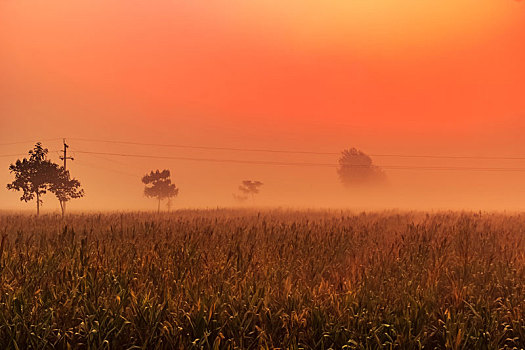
[1,0,525,212]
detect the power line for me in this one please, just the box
[73,148,146,172]
[72,150,525,172]
[70,137,338,155]
[0,138,63,146]
[5,145,525,171]
[368,154,525,160]
[74,159,138,178]
[69,137,525,161]
[4,137,525,163]
[74,150,338,167]
[0,153,27,158]
[0,151,62,159]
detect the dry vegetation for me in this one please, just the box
[0,210,524,349]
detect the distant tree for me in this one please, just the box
[7,142,84,216]
[337,148,386,187]
[50,168,84,217]
[142,169,179,212]
[238,180,263,201]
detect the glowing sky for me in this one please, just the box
[1,0,525,211]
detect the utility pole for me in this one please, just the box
[59,139,74,215]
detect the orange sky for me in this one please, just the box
[1,0,525,211]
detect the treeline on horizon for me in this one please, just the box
[5,142,386,214]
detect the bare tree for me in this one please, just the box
[337,148,386,187]
[142,169,179,213]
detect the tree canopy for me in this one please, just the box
[337,148,386,187]
[142,169,179,212]
[235,180,263,202]
[7,143,84,215]
[50,168,85,216]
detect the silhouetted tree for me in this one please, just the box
[7,142,84,215]
[50,168,84,217]
[238,180,263,201]
[142,169,179,212]
[337,148,386,187]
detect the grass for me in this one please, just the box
[0,210,524,349]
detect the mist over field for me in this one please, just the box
[2,0,525,348]
[2,137,525,213]
[1,0,525,213]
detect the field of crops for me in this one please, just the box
[0,210,524,349]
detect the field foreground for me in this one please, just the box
[0,210,524,349]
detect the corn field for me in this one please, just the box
[0,210,524,349]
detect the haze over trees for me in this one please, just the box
[142,169,179,212]
[6,142,84,216]
[337,148,386,187]
[235,180,263,202]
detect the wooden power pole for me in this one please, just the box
[59,139,74,215]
